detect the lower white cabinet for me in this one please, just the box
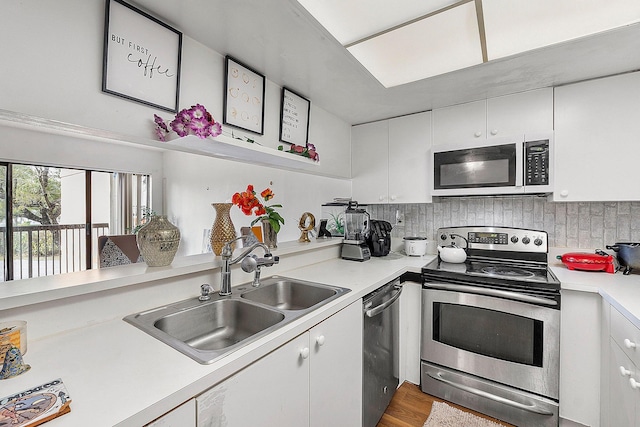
[609,339,640,426]
[145,400,196,427]
[604,304,640,426]
[559,290,602,426]
[196,300,363,426]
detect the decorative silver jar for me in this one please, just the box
[136,215,181,267]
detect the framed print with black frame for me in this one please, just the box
[223,56,266,135]
[279,87,310,145]
[102,0,182,113]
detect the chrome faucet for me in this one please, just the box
[219,237,279,296]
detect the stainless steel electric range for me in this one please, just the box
[421,226,561,427]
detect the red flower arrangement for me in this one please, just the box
[232,185,285,233]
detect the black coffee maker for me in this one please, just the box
[366,220,392,257]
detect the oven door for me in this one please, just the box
[431,139,523,196]
[421,285,559,399]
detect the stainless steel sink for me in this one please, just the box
[240,277,341,310]
[154,299,285,351]
[124,276,350,364]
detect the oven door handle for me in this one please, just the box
[427,371,555,416]
[365,285,402,317]
[424,283,558,307]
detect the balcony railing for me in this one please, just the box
[0,223,110,281]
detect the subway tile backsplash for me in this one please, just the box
[366,197,640,249]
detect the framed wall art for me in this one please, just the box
[279,87,310,145]
[223,56,266,135]
[102,0,182,112]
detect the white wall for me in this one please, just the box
[164,151,350,256]
[0,0,352,255]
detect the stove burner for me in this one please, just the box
[480,266,536,278]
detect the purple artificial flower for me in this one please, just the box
[189,117,211,138]
[170,118,189,137]
[209,121,222,137]
[176,108,192,124]
[307,143,316,151]
[154,114,169,132]
[155,126,167,141]
[190,104,208,120]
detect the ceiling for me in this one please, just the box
[131,0,640,125]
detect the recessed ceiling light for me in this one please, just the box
[347,2,483,87]
[296,0,462,45]
[482,0,640,60]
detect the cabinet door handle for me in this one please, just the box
[474,131,482,138]
[620,366,632,376]
[490,129,498,136]
[624,338,637,349]
[316,335,325,346]
[300,347,310,359]
[630,378,640,390]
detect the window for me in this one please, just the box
[0,163,150,281]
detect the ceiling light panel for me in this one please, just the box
[347,1,483,88]
[483,0,640,60]
[296,0,462,45]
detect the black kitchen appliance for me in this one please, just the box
[606,243,640,275]
[366,220,392,257]
[421,226,561,427]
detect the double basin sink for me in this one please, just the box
[124,276,350,364]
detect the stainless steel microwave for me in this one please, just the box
[431,133,553,196]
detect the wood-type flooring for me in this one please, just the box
[376,382,514,427]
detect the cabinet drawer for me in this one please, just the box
[611,306,640,366]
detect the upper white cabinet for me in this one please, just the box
[554,71,640,201]
[352,111,432,204]
[352,120,389,204]
[433,99,486,144]
[433,88,553,145]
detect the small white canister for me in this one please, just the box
[403,237,428,256]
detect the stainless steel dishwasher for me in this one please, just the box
[363,279,402,427]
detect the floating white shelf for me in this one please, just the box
[0,109,324,176]
[165,134,318,172]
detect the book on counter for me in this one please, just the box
[0,378,71,426]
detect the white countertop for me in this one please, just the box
[549,248,640,329]
[5,246,640,426]
[1,250,430,427]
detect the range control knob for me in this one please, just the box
[510,236,519,244]
[534,238,543,246]
[440,234,448,241]
[522,237,531,245]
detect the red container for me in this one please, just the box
[557,252,616,273]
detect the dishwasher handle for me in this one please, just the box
[365,285,402,318]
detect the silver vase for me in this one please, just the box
[136,215,181,267]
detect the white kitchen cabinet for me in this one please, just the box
[398,281,422,385]
[145,400,196,427]
[196,333,309,427]
[604,304,640,426]
[196,300,362,427]
[433,99,486,144]
[609,340,640,426]
[387,112,432,204]
[559,289,601,426]
[352,120,389,204]
[352,111,432,204]
[554,71,640,201]
[309,299,363,427]
[432,88,553,145]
